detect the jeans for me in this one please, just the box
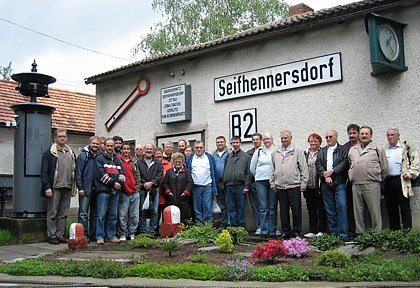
[278,187,302,235]
[118,192,140,237]
[248,182,260,229]
[268,188,279,236]
[192,184,213,224]
[226,184,245,227]
[96,191,120,240]
[322,183,348,238]
[255,180,270,235]
[78,192,97,239]
[139,189,159,233]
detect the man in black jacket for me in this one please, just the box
[41,128,76,244]
[315,129,349,240]
[94,138,125,244]
[138,143,163,236]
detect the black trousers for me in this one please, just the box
[384,176,412,230]
[303,188,327,234]
[277,187,301,235]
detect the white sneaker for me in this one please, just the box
[316,232,324,237]
[255,228,261,235]
[119,236,126,242]
[129,235,135,240]
[276,230,282,236]
[304,232,316,238]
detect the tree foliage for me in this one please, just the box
[132,0,289,57]
[0,62,13,80]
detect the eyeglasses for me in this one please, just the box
[325,136,333,139]
[195,147,204,149]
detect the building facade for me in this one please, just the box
[86,0,420,229]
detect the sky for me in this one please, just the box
[0,0,356,95]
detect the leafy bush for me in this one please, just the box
[214,230,234,253]
[249,264,310,282]
[0,229,11,245]
[251,240,287,264]
[356,229,420,254]
[315,250,352,268]
[283,237,311,258]
[310,234,344,251]
[129,233,159,248]
[162,237,180,256]
[125,262,220,280]
[226,226,248,244]
[189,254,207,263]
[0,259,124,278]
[178,224,218,246]
[219,259,253,281]
[313,254,420,282]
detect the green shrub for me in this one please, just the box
[0,229,11,245]
[310,234,344,251]
[125,262,220,280]
[214,230,234,253]
[249,265,310,282]
[189,254,207,263]
[179,224,218,246]
[313,254,420,282]
[315,250,352,268]
[356,229,420,254]
[0,259,124,279]
[226,226,248,244]
[162,237,180,257]
[129,233,159,248]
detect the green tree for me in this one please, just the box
[0,62,13,80]
[132,0,289,57]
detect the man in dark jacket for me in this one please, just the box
[76,135,100,240]
[223,136,251,227]
[316,129,349,240]
[138,143,163,236]
[94,138,125,244]
[41,128,76,244]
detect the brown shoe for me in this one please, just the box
[57,237,68,243]
[48,237,60,245]
[107,237,121,243]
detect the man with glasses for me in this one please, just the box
[316,129,349,240]
[185,140,217,225]
[134,144,143,161]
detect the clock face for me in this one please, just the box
[378,24,399,61]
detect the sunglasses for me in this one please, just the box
[325,136,333,139]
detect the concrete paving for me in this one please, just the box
[0,242,419,287]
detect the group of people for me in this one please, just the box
[40,124,419,245]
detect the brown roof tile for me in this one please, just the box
[0,80,95,134]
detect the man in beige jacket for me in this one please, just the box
[348,126,388,233]
[270,129,308,239]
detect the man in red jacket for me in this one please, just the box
[117,143,140,241]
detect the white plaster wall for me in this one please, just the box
[0,129,15,174]
[95,5,420,228]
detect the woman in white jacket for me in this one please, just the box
[250,133,275,238]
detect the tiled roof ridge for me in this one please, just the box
[85,0,414,84]
[0,79,95,134]
[0,79,94,97]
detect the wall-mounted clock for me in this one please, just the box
[365,12,407,76]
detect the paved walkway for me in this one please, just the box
[0,242,419,287]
